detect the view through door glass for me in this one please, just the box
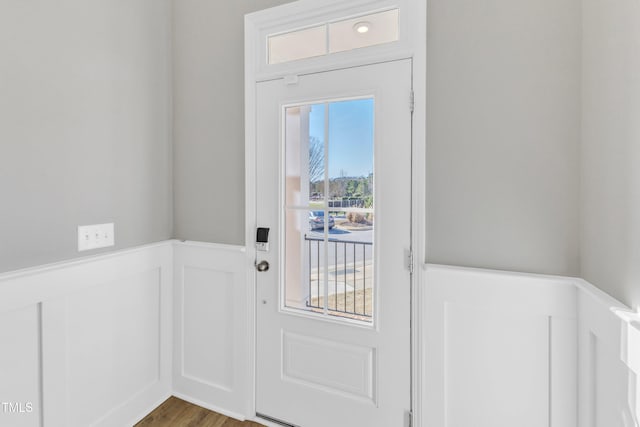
[284,98,374,322]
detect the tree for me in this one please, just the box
[329,178,346,198]
[308,137,324,184]
[346,179,357,197]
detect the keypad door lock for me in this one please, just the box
[256,227,270,252]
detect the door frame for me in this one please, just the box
[244,1,427,425]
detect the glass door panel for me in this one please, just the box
[283,98,375,323]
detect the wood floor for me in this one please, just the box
[135,397,265,427]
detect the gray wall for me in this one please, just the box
[173,0,582,278]
[0,0,173,273]
[425,0,581,275]
[9,0,631,307]
[581,0,640,309]
[172,0,294,245]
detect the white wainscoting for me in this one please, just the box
[423,265,578,427]
[2,243,637,427]
[576,279,640,427]
[0,242,173,427]
[172,241,249,420]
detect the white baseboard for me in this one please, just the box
[124,393,173,427]
[171,392,248,422]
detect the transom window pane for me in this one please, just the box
[283,99,375,323]
[268,25,327,65]
[329,9,399,54]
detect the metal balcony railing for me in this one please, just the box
[327,198,366,208]
[304,235,373,319]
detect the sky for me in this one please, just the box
[308,98,374,179]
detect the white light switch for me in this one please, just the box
[78,223,115,251]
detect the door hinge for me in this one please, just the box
[409,90,414,113]
[405,410,413,427]
[406,249,414,274]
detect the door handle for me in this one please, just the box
[255,260,270,272]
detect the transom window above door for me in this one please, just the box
[246,0,413,80]
[268,9,399,64]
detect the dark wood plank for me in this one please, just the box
[135,397,265,427]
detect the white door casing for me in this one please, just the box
[254,59,412,427]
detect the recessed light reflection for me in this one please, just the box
[353,21,371,34]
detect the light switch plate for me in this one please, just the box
[78,223,115,251]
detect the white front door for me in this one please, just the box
[254,59,412,427]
